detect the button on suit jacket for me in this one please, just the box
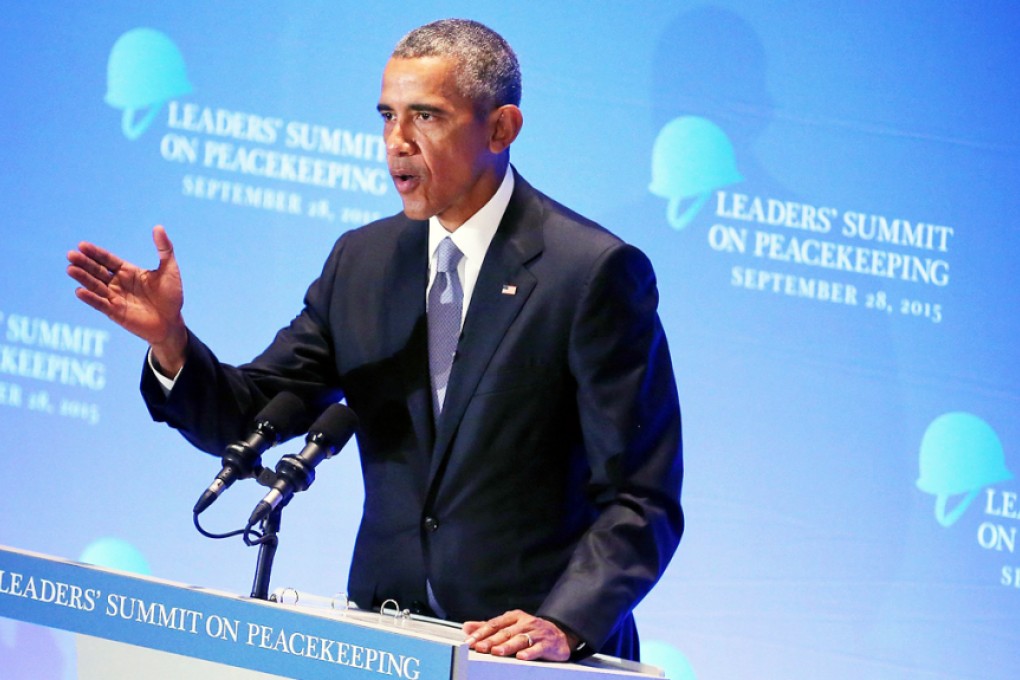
[142,170,684,659]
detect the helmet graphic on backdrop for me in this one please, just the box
[642,640,697,680]
[105,28,192,140]
[79,537,152,575]
[649,116,742,231]
[916,412,1013,527]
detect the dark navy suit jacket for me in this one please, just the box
[142,171,684,660]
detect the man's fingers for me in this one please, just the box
[464,610,525,646]
[475,631,512,654]
[514,626,571,662]
[483,610,524,632]
[491,631,532,656]
[516,637,566,662]
[67,262,111,298]
[470,613,572,662]
[67,250,115,286]
[152,225,176,266]
[465,623,501,651]
[492,630,569,661]
[464,610,572,661]
[73,287,114,317]
[75,240,125,274]
[513,632,546,661]
[464,610,573,661]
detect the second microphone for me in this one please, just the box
[247,403,359,527]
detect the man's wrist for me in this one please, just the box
[150,326,188,377]
[539,616,589,659]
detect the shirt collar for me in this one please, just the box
[428,165,515,264]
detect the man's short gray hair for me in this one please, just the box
[392,19,522,109]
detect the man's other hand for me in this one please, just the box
[463,609,579,662]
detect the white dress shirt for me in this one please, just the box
[426,166,514,326]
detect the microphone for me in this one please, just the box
[193,392,306,514]
[247,403,358,527]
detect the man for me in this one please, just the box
[67,19,683,662]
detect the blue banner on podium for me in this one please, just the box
[0,545,459,679]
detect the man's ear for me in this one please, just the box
[489,105,523,153]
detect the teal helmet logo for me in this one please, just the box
[650,116,742,231]
[916,412,1012,527]
[642,640,697,680]
[79,537,152,575]
[106,28,192,140]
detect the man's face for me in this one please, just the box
[378,56,499,229]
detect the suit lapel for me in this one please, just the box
[389,218,435,469]
[428,177,545,485]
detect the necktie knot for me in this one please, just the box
[435,237,462,273]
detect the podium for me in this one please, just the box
[0,545,664,679]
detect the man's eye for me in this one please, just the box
[418,112,432,121]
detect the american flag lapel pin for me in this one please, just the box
[501,284,518,296]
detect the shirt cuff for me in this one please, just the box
[147,348,181,395]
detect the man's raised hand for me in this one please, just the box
[67,225,188,375]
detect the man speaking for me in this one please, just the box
[67,19,683,662]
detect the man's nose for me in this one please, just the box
[386,119,414,156]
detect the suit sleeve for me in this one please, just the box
[140,238,347,453]
[536,242,684,652]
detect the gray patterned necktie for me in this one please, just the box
[428,237,463,418]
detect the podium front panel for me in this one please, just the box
[0,545,462,679]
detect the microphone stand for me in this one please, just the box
[250,506,283,600]
[245,403,358,600]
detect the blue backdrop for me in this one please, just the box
[2,3,1018,678]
